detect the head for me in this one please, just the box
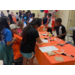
[55,18,62,26]
[0,16,10,41]
[7,10,9,13]
[10,24,19,34]
[48,13,51,18]
[17,21,24,30]
[27,10,31,16]
[23,10,25,14]
[1,11,3,14]
[16,12,18,15]
[44,13,47,17]
[32,13,35,18]
[22,18,41,43]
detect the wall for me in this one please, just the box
[56,10,69,28]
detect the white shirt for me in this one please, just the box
[29,18,33,23]
[48,18,52,27]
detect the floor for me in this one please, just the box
[0,31,74,65]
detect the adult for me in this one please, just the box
[19,10,22,20]
[0,16,16,65]
[11,12,15,17]
[1,11,4,17]
[8,14,13,24]
[20,18,42,65]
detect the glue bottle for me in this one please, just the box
[49,32,51,40]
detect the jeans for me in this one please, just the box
[19,16,22,20]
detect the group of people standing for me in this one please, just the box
[0,10,67,65]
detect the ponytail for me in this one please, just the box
[22,23,31,43]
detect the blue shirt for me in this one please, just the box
[1,28,12,45]
[24,15,29,24]
[43,18,48,24]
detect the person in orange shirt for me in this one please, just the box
[10,24,23,65]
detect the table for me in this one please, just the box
[37,25,47,32]
[35,32,75,65]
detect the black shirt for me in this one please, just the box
[19,11,22,16]
[43,18,48,24]
[20,27,39,53]
[54,25,66,40]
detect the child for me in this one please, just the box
[44,13,52,34]
[10,24,23,65]
[46,18,66,40]
[16,12,19,21]
[17,21,24,36]
[20,18,42,65]
[42,13,48,25]
[29,13,35,23]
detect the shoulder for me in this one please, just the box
[61,25,65,28]
[4,28,12,34]
[29,27,38,33]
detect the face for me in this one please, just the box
[12,28,18,34]
[55,22,61,26]
[28,12,30,16]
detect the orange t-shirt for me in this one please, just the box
[12,34,22,60]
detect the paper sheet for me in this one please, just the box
[39,46,58,52]
[41,39,48,43]
[42,27,47,31]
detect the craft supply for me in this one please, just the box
[60,42,71,46]
[47,51,55,56]
[54,51,61,55]
[55,57,64,61]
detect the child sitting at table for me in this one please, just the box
[10,24,23,65]
[46,18,67,41]
[17,21,24,36]
[44,13,52,34]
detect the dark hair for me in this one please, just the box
[7,10,9,13]
[0,16,10,41]
[48,13,52,17]
[22,18,41,43]
[23,10,25,12]
[56,18,62,23]
[32,13,35,18]
[27,10,31,13]
[45,13,47,17]
[16,12,18,14]
[8,14,13,24]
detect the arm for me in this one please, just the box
[7,38,16,46]
[5,30,16,46]
[57,33,67,38]
[36,37,42,43]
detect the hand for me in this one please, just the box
[57,35,61,38]
[45,26,48,28]
[13,37,17,41]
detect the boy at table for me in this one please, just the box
[10,24,23,65]
[46,18,67,41]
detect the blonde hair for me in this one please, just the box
[17,20,24,26]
